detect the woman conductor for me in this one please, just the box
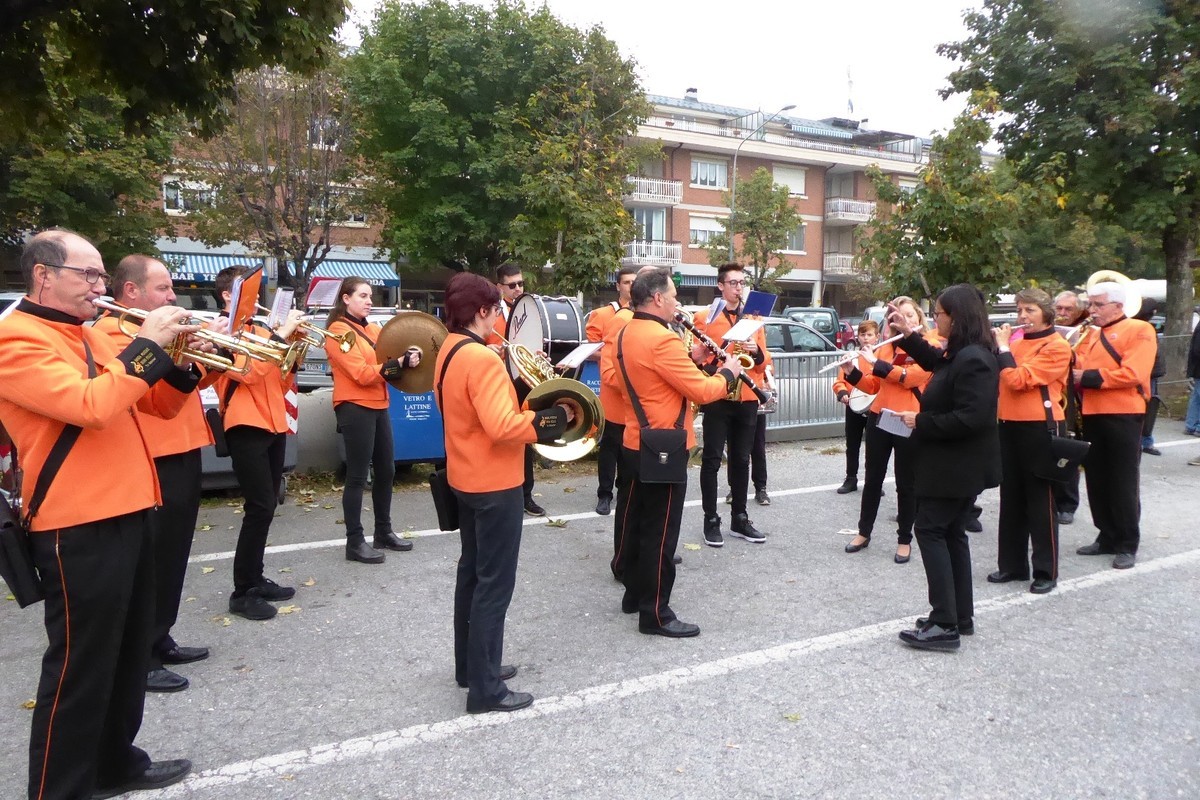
[325,277,418,565]
[990,288,1071,593]
[435,272,571,714]
[892,284,1000,651]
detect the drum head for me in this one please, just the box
[505,295,584,381]
[848,388,875,415]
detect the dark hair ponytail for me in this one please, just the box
[938,283,993,355]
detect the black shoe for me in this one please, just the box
[457,664,518,688]
[1112,552,1136,569]
[374,531,413,552]
[92,759,192,799]
[160,645,209,665]
[1030,577,1056,594]
[621,594,637,614]
[467,690,533,714]
[1142,445,1161,456]
[755,488,771,506]
[672,554,682,565]
[346,538,385,564]
[703,516,723,548]
[894,545,911,564]
[899,623,961,651]
[595,496,612,516]
[639,619,700,638]
[844,536,869,553]
[730,513,766,543]
[146,667,188,693]
[524,499,546,516]
[965,517,983,533]
[1057,511,1074,525]
[916,616,973,636]
[836,477,858,494]
[255,577,296,601]
[1077,541,1115,556]
[987,570,1029,583]
[724,492,732,505]
[229,589,276,621]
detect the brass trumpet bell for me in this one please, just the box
[524,378,605,462]
[375,312,448,394]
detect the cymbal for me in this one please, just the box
[376,312,448,394]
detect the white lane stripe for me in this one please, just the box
[151,547,1200,797]
[188,477,897,564]
[1154,437,1200,449]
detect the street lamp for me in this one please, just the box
[728,104,795,260]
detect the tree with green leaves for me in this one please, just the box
[941,0,1200,374]
[1,0,346,144]
[706,167,801,293]
[857,96,1034,302]
[346,0,649,292]
[184,64,375,290]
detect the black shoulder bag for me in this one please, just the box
[1033,384,1090,483]
[617,329,690,484]
[429,338,474,531]
[0,341,96,607]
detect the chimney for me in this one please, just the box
[683,87,698,104]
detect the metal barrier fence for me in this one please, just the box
[763,351,846,441]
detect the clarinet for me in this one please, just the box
[673,312,770,404]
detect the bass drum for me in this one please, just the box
[505,294,584,382]
[848,388,876,416]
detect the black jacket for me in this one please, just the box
[898,332,1001,499]
[1188,323,1200,380]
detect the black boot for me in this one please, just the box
[374,531,413,552]
[346,536,385,564]
[837,476,857,494]
[730,513,766,543]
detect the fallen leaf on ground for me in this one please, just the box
[197,524,213,532]
[276,605,299,615]
[546,518,568,528]
[5,593,14,602]
[212,615,232,627]
[278,567,292,573]
[782,713,803,723]
[683,543,701,551]
[201,566,215,574]
[21,700,36,710]
[184,597,197,603]
[402,531,415,539]
[562,487,576,493]
[302,578,316,587]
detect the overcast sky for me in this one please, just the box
[345,0,984,137]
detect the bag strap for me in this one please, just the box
[1098,329,1122,366]
[617,328,687,430]
[434,338,477,414]
[23,340,97,525]
[340,317,377,349]
[1037,385,1058,435]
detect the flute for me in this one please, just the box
[673,311,770,404]
[817,332,905,374]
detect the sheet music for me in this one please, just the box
[268,288,294,328]
[555,342,603,370]
[878,408,914,438]
[305,277,341,309]
[705,297,726,324]
[723,318,765,342]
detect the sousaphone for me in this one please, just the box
[375,312,448,393]
[1085,270,1142,320]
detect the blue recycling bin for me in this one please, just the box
[579,360,601,397]
[388,386,446,463]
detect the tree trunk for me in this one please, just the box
[1161,222,1196,381]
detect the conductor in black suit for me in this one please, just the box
[890,284,1000,651]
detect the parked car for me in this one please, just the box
[761,317,839,353]
[836,320,858,349]
[781,306,842,345]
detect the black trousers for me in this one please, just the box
[701,399,757,517]
[914,496,975,627]
[149,449,202,669]
[620,447,687,628]
[226,425,287,593]
[843,407,868,479]
[28,512,155,800]
[1052,467,1080,514]
[997,422,1059,580]
[608,423,633,580]
[731,412,768,492]
[859,418,916,544]
[597,419,626,501]
[1082,414,1143,554]
[336,402,395,541]
[454,486,524,709]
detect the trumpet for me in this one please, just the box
[818,333,905,374]
[255,304,355,353]
[672,311,769,404]
[93,298,255,374]
[236,328,309,373]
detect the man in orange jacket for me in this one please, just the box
[1072,282,1156,569]
[212,265,305,620]
[588,264,637,516]
[96,255,220,693]
[0,229,197,799]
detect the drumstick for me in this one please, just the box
[818,333,904,374]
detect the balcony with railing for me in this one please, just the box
[824,198,876,226]
[624,176,683,206]
[622,240,683,266]
[823,252,858,276]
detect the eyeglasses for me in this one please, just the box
[503,281,525,290]
[721,279,746,287]
[43,263,109,284]
[1087,300,1119,309]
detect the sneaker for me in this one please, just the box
[754,488,770,506]
[524,498,546,516]
[255,577,295,601]
[730,513,766,543]
[229,589,276,621]
[703,516,724,548]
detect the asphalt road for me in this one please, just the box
[2,434,1198,799]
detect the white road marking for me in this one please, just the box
[151,546,1200,797]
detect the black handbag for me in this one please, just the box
[0,342,94,607]
[205,381,239,458]
[430,339,474,531]
[1032,385,1090,483]
[617,330,690,484]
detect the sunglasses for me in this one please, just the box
[503,281,525,289]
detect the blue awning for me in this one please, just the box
[162,253,399,288]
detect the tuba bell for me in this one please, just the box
[1085,270,1142,320]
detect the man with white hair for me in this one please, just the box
[1052,290,1089,525]
[1071,281,1156,569]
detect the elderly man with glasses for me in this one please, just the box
[1071,282,1157,570]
